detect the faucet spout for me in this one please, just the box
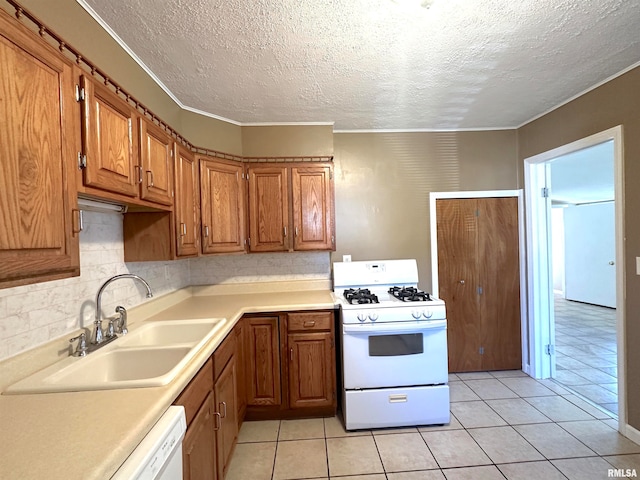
[93,274,153,344]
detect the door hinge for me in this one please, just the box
[545,344,555,355]
[77,152,87,169]
[541,187,550,198]
[477,286,483,295]
[75,85,85,102]
[479,346,485,355]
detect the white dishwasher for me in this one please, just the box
[112,405,187,480]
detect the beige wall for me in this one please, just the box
[517,66,640,429]
[331,130,519,291]
[181,110,243,156]
[242,125,334,157]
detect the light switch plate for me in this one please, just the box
[343,255,352,262]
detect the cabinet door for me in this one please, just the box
[175,145,199,257]
[288,332,335,409]
[436,198,481,372]
[200,159,246,254]
[0,12,80,288]
[214,357,238,480]
[182,392,217,480]
[234,322,247,425]
[245,317,281,406]
[478,197,521,371]
[292,165,334,251]
[80,75,138,197]
[247,166,289,252]
[139,118,173,206]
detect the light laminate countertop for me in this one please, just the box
[0,282,336,480]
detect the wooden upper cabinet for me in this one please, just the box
[79,75,138,197]
[247,165,289,252]
[292,165,334,251]
[139,118,173,206]
[174,145,199,257]
[0,10,80,288]
[200,158,246,254]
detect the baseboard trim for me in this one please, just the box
[623,423,640,444]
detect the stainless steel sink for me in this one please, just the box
[4,318,227,394]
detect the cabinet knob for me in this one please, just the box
[609,261,615,265]
[459,280,465,285]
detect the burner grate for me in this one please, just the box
[343,288,379,305]
[388,286,433,302]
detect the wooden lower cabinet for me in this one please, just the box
[174,359,217,480]
[245,316,282,407]
[288,331,335,409]
[183,392,217,480]
[214,357,238,480]
[245,311,337,419]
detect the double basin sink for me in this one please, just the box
[4,318,226,395]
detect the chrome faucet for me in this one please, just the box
[93,274,153,345]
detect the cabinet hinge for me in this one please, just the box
[329,170,333,180]
[477,286,483,295]
[77,152,87,169]
[331,235,335,245]
[545,344,555,355]
[475,209,480,217]
[75,85,85,102]
[479,346,484,355]
[541,187,550,198]
[170,149,174,158]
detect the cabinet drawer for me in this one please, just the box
[174,358,213,428]
[214,331,237,380]
[287,311,333,332]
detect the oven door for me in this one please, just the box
[342,320,448,389]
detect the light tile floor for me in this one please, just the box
[226,370,640,480]
[553,296,618,415]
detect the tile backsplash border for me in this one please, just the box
[0,211,331,362]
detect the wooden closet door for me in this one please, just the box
[436,199,481,372]
[478,197,521,370]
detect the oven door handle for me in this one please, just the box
[343,320,446,335]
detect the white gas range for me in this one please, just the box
[333,259,450,430]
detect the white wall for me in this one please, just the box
[0,211,331,361]
[551,207,565,294]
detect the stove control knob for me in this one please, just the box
[357,313,367,322]
[422,310,433,319]
[411,311,421,319]
[369,313,379,322]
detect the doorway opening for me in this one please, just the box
[524,125,625,432]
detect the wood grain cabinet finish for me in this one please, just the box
[245,316,282,406]
[247,165,289,252]
[200,158,246,254]
[182,392,217,480]
[436,197,521,372]
[138,118,174,206]
[79,74,139,198]
[291,165,334,251]
[247,163,335,253]
[214,357,238,480]
[0,10,80,288]
[287,311,336,410]
[175,145,200,257]
[174,358,217,480]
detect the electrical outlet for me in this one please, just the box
[343,255,352,263]
[637,257,640,276]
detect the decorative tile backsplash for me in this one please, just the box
[0,211,331,361]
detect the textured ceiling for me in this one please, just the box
[79,0,640,131]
